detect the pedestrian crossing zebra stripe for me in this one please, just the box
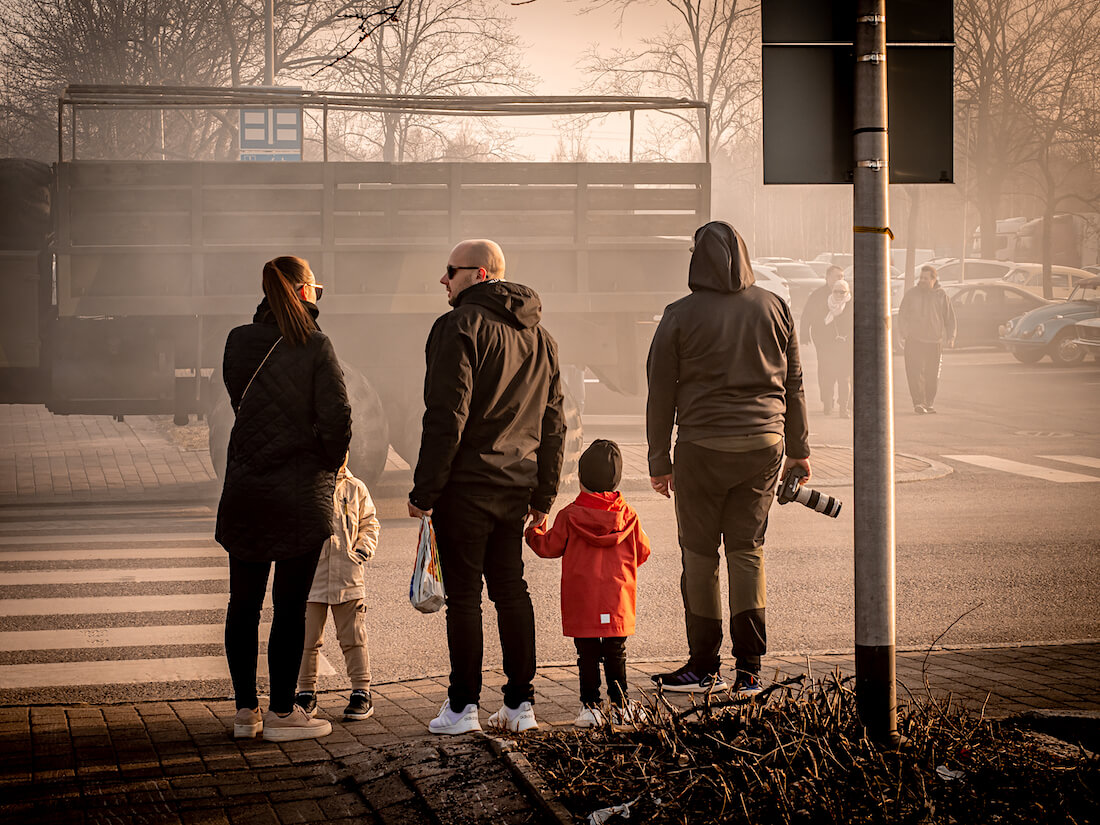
[2,567,228,585]
[0,532,214,546]
[0,547,222,561]
[942,455,1100,483]
[0,623,271,651]
[0,592,250,616]
[1038,455,1100,470]
[0,653,336,690]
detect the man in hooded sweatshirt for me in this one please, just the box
[897,264,957,414]
[646,221,811,696]
[408,238,566,736]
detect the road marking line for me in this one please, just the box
[942,455,1100,483]
[0,593,257,616]
[0,623,271,651]
[0,547,222,561]
[1038,455,1100,470]
[0,532,214,546]
[0,653,335,689]
[1,567,227,585]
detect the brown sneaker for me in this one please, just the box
[262,705,332,742]
[233,706,263,739]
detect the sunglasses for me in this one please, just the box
[445,265,481,280]
[298,282,324,301]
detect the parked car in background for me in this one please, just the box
[890,280,1049,353]
[752,264,792,306]
[999,277,1100,365]
[1073,316,1100,354]
[1000,263,1094,299]
[932,258,1017,283]
[770,261,825,313]
[814,252,853,270]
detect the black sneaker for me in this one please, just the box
[343,690,374,721]
[651,664,728,693]
[295,691,317,717]
[732,671,763,697]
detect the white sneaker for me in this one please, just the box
[233,706,263,738]
[487,701,539,733]
[574,706,604,728]
[611,700,649,725]
[428,700,481,735]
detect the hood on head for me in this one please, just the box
[570,492,638,545]
[455,280,542,329]
[688,221,755,294]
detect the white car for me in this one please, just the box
[1073,316,1100,353]
[752,264,792,306]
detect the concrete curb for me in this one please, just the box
[488,737,576,825]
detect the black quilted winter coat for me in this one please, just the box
[215,299,352,562]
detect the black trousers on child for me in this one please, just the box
[575,636,628,707]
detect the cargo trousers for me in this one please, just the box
[672,440,784,677]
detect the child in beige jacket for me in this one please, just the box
[296,454,380,720]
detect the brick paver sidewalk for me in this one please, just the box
[2,642,1096,824]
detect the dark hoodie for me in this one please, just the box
[410,279,566,513]
[646,222,810,476]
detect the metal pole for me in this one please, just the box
[58,98,64,164]
[852,0,901,747]
[628,110,635,163]
[960,105,972,280]
[265,0,275,86]
[323,104,329,162]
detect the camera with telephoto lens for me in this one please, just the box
[776,466,842,518]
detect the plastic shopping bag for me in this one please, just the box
[409,515,446,613]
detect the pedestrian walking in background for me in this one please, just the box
[897,264,957,414]
[408,239,566,736]
[525,439,651,728]
[647,221,811,696]
[800,265,847,415]
[818,279,853,419]
[295,452,380,722]
[216,255,352,742]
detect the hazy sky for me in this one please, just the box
[503,0,679,158]
[508,0,673,94]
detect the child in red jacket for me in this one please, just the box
[525,439,651,727]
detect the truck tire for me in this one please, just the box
[560,388,584,484]
[208,392,233,481]
[206,362,390,487]
[343,364,390,487]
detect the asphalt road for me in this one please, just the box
[0,347,1097,705]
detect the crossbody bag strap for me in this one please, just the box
[238,337,283,408]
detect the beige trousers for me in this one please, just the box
[297,599,371,692]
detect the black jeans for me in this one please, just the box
[432,486,536,710]
[672,440,784,676]
[225,546,322,713]
[904,340,943,406]
[575,637,627,707]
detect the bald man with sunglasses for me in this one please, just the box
[408,239,566,736]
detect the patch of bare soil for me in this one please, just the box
[521,673,1098,824]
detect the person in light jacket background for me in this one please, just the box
[897,264,957,414]
[295,453,381,722]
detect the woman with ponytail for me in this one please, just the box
[216,256,352,742]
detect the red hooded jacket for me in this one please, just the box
[525,491,651,638]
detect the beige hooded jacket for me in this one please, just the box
[307,467,380,604]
